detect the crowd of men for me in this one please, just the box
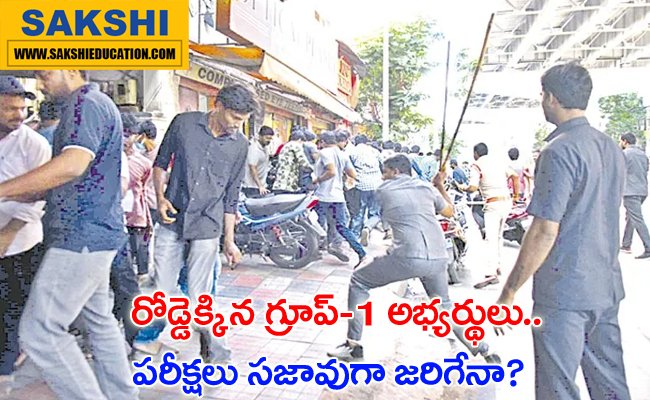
[0,60,645,400]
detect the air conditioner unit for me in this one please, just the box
[114,79,138,106]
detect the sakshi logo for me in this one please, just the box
[0,0,189,69]
[21,9,170,37]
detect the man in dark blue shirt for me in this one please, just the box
[0,70,137,399]
[153,84,256,363]
[450,159,468,185]
[496,63,630,400]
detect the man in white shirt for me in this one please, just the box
[0,76,51,382]
[242,125,274,198]
[463,143,518,289]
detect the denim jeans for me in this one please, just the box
[19,247,138,400]
[347,255,486,356]
[127,227,150,275]
[153,225,230,360]
[315,202,366,258]
[0,244,43,375]
[350,190,381,237]
[110,241,141,346]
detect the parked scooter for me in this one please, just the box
[469,194,531,245]
[234,192,326,269]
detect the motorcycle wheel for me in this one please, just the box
[447,246,461,285]
[268,220,319,269]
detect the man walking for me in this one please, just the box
[463,143,519,289]
[497,62,630,400]
[242,125,274,198]
[153,84,256,363]
[0,70,138,399]
[313,131,366,266]
[349,135,382,246]
[0,76,51,387]
[619,133,650,259]
[327,155,499,363]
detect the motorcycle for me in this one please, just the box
[469,194,531,245]
[234,192,326,269]
[439,216,468,285]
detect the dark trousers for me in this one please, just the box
[109,240,140,346]
[315,202,366,258]
[622,195,650,251]
[0,244,44,374]
[532,302,630,400]
[128,226,150,276]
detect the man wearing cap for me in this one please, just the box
[242,125,275,198]
[313,131,366,265]
[0,71,138,399]
[272,127,312,194]
[0,76,51,388]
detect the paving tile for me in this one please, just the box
[286,280,322,293]
[218,286,255,299]
[232,274,265,288]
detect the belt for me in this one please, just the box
[485,196,509,204]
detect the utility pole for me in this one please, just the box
[382,24,390,142]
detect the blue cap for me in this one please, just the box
[0,76,36,100]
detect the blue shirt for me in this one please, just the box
[38,124,56,145]
[528,117,625,310]
[44,83,126,251]
[452,167,468,185]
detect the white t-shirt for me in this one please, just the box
[315,146,352,203]
[469,154,513,199]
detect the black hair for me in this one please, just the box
[541,62,592,110]
[399,146,410,154]
[450,159,458,167]
[38,101,61,121]
[335,131,349,143]
[356,135,369,145]
[474,142,488,157]
[621,133,637,145]
[383,140,394,150]
[426,152,433,156]
[258,125,275,136]
[383,155,412,175]
[303,130,316,142]
[139,120,157,139]
[411,145,420,154]
[215,84,259,114]
[508,147,520,161]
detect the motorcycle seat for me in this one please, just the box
[244,194,307,217]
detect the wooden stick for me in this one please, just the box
[441,13,495,169]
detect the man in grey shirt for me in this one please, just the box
[242,125,274,198]
[497,63,630,400]
[328,155,499,363]
[619,132,650,258]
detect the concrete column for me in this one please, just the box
[142,70,179,142]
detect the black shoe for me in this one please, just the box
[474,276,499,289]
[620,246,632,254]
[353,255,367,269]
[635,251,650,259]
[327,247,350,262]
[326,341,364,361]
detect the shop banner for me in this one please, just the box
[0,0,188,69]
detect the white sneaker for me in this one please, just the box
[326,341,364,361]
[360,228,370,247]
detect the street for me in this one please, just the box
[3,201,649,400]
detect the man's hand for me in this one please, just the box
[0,230,17,257]
[494,290,515,336]
[433,171,447,188]
[157,197,178,224]
[224,240,242,266]
[4,191,47,203]
[259,186,269,196]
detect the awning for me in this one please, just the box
[189,43,362,123]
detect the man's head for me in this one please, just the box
[336,130,349,149]
[382,155,412,180]
[303,129,316,143]
[0,76,36,134]
[620,133,637,149]
[393,143,402,153]
[355,135,369,145]
[508,147,520,161]
[450,159,458,168]
[399,145,410,154]
[38,101,61,128]
[541,62,592,126]
[289,126,305,142]
[410,145,420,154]
[139,120,158,140]
[257,125,275,146]
[319,130,338,148]
[433,149,441,160]
[35,70,88,99]
[383,140,395,151]
[473,142,488,161]
[214,84,258,135]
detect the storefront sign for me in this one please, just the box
[338,57,352,96]
[176,62,237,88]
[216,0,338,93]
[0,0,188,69]
[257,89,308,116]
